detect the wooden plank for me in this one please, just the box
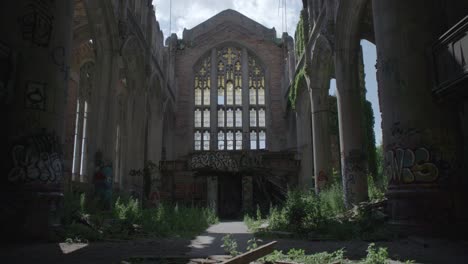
[221,241,277,264]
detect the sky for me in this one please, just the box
[153,0,382,146]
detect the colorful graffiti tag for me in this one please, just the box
[8,132,63,184]
[385,147,439,184]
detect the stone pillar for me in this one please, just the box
[296,94,314,190]
[242,175,253,213]
[207,176,218,213]
[310,86,332,191]
[373,0,460,228]
[336,53,368,207]
[1,0,74,239]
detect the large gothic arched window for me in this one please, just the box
[193,46,266,151]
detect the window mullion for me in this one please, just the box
[210,48,217,150]
[241,47,249,149]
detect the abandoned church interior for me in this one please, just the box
[1,0,468,263]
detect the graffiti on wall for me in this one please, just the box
[343,149,366,205]
[20,0,55,47]
[8,132,63,184]
[25,81,47,110]
[385,147,439,184]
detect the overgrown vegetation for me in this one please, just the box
[262,248,345,264]
[289,8,309,108]
[61,192,218,242]
[245,169,389,241]
[221,234,239,256]
[295,9,309,58]
[289,67,306,109]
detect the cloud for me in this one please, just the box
[153,0,302,42]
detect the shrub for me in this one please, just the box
[364,243,389,264]
[221,234,239,256]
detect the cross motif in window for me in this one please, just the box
[254,67,260,76]
[200,67,207,76]
[235,61,241,72]
[223,48,237,65]
[218,62,224,71]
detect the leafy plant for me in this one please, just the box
[247,237,259,251]
[364,243,389,264]
[221,234,239,256]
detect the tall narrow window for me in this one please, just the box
[250,109,257,127]
[259,108,266,127]
[218,131,225,150]
[226,81,234,105]
[226,108,234,127]
[216,47,242,150]
[195,87,202,105]
[259,130,266,149]
[203,131,210,150]
[248,55,267,150]
[235,108,242,127]
[193,56,211,150]
[194,131,202,150]
[218,109,225,127]
[250,131,257,150]
[235,131,242,150]
[227,131,234,150]
[72,61,94,182]
[195,109,202,127]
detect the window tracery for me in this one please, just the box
[193,47,266,151]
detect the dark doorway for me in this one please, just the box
[218,173,242,219]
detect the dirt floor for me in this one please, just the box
[2,222,468,264]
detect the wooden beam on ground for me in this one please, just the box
[221,241,277,264]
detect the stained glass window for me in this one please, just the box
[259,130,266,149]
[194,131,202,150]
[235,108,242,127]
[193,47,267,151]
[236,131,242,150]
[226,81,234,105]
[203,131,210,150]
[226,108,234,127]
[227,131,234,150]
[218,131,225,150]
[248,55,266,150]
[203,109,210,127]
[250,109,257,127]
[218,109,225,127]
[259,108,265,127]
[250,131,257,150]
[195,87,202,105]
[194,56,211,150]
[195,109,202,127]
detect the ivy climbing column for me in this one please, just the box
[1,0,74,239]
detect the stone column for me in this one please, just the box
[1,0,74,239]
[296,95,314,190]
[242,175,253,213]
[309,85,332,192]
[336,49,368,207]
[207,176,218,213]
[373,0,460,228]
